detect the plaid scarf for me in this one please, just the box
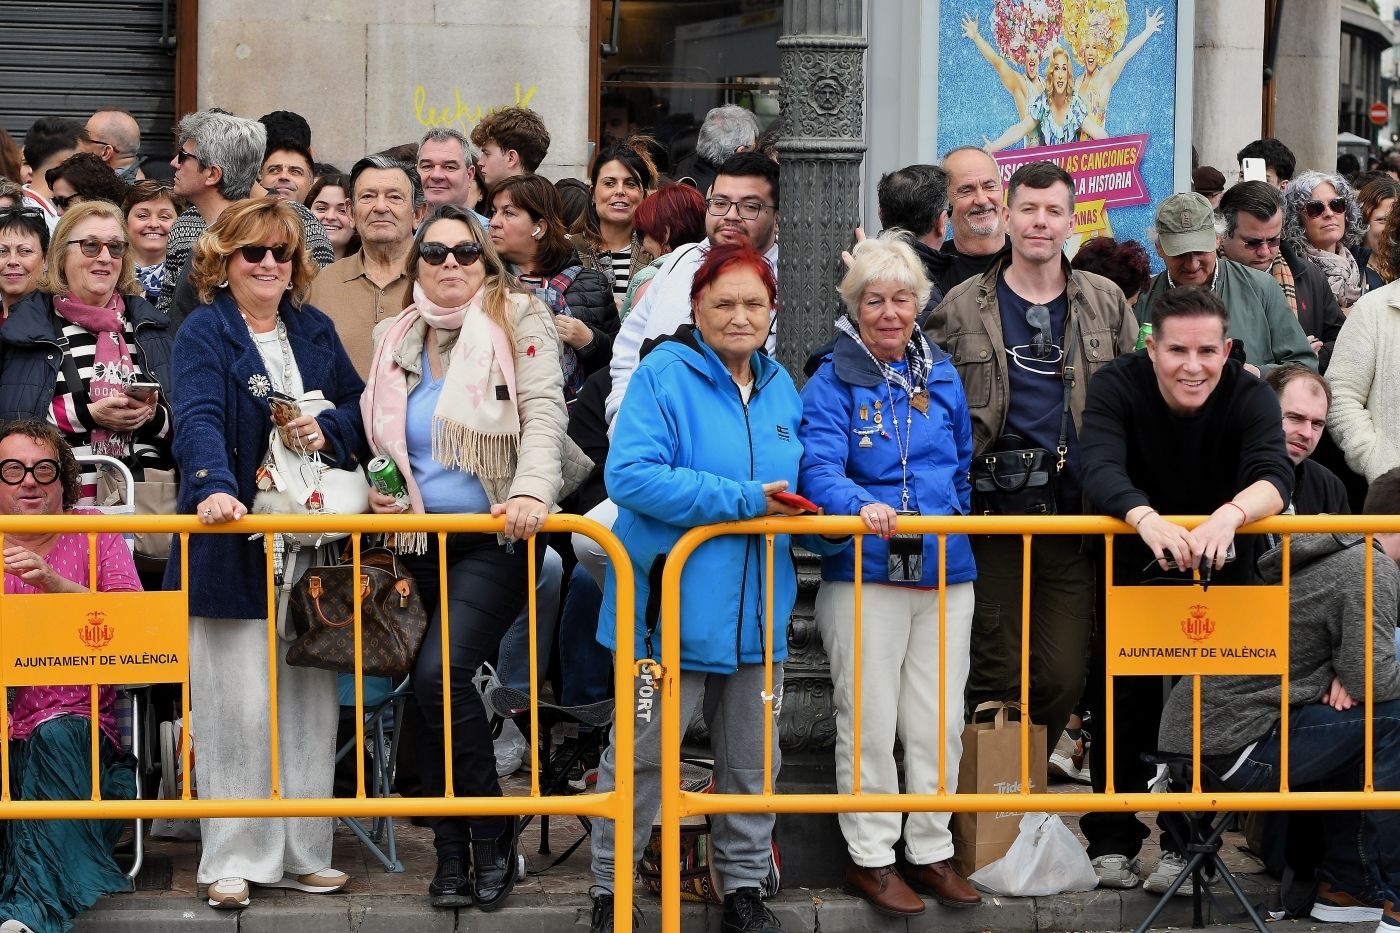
[834,316,933,395]
[1267,254,1298,317]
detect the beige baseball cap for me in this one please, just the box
[1154,192,1219,256]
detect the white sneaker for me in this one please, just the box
[1144,852,1202,897]
[207,877,250,909]
[260,869,349,894]
[1091,853,1141,889]
[1048,729,1092,784]
[1,919,36,932]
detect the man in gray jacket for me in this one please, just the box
[1158,466,1400,927]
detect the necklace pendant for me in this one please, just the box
[858,434,874,448]
[873,412,883,427]
[910,392,930,415]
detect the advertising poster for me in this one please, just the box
[937,0,1183,256]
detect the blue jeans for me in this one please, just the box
[1215,697,1400,901]
[557,563,610,708]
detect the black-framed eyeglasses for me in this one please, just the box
[419,241,483,266]
[88,137,124,155]
[52,194,82,210]
[1026,303,1053,359]
[238,243,294,264]
[174,147,201,166]
[67,237,127,260]
[705,197,775,220]
[1239,234,1282,250]
[0,459,60,486]
[1303,197,1347,218]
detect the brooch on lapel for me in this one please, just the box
[247,374,271,397]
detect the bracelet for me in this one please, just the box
[1222,501,1248,525]
[1132,508,1157,529]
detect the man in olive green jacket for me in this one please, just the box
[1135,192,1317,375]
[924,161,1136,764]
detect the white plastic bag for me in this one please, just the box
[968,812,1097,896]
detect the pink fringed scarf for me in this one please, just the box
[362,283,518,532]
[52,292,132,458]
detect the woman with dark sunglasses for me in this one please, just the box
[168,197,364,911]
[361,203,583,914]
[0,200,175,506]
[1283,170,1367,313]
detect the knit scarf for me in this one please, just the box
[1304,242,1362,309]
[362,283,519,539]
[52,292,132,458]
[834,315,933,395]
[1267,254,1298,317]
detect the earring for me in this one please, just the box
[218,279,228,289]
[285,281,293,290]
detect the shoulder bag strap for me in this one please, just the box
[1055,313,1081,473]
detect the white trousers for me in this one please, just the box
[189,615,339,884]
[816,580,975,867]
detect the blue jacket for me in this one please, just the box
[163,292,366,618]
[599,327,845,673]
[799,334,976,587]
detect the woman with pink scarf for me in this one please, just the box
[0,201,175,506]
[362,203,581,915]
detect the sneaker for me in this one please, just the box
[1144,852,1200,897]
[260,869,348,894]
[1049,729,1091,784]
[589,886,614,933]
[1311,879,1385,922]
[0,920,35,932]
[722,887,781,933]
[207,877,250,909]
[1091,853,1141,889]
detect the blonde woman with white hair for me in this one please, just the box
[797,231,980,917]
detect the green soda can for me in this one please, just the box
[368,456,410,509]
[1135,321,1152,350]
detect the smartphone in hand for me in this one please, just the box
[268,392,301,427]
[124,381,160,403]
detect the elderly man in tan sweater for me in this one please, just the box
[306,154,424,376]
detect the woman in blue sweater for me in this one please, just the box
[585,242,846,933]
[798,232,979,917]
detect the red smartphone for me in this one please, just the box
[771,490,819,513]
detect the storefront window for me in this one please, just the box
[596,0,782,173]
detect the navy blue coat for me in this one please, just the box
[0,290,175,423]
[164,292,366,618]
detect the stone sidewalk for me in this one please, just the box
[68,777,1345,932]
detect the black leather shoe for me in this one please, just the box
[471,822,522,911]
[427,856,472,908]
[589,886,615,933]
[722,887,782,933]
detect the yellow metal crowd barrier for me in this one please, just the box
[0,512,639,933]
[655,514,1400,933]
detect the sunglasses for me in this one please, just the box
[1239,234,1282,250]
[238,243,294,264]
[1026,303,1053,359]
[1303,197,1347,219]
[52,194,83,210]
[67,237,127,260]
[419,241,483,266]
[0,459,60,486]
[0,206,43,222]
[174,147,200,165]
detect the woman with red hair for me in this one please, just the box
[583,241,849,933]
[620,182,707,321]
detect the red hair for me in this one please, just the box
[690,241,777,306]
[634,183,706,251]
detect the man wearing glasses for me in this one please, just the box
[604,150,779,427]
[159,109,333,329]
[1218,181,1345,372]
[1135,191,1315,376]
[83,110,143,184]
[926,160,1136,801]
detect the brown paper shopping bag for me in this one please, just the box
[952,702,1048,876]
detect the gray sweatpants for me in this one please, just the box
[590,662,783,894]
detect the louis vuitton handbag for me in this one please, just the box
[285,546,428,677]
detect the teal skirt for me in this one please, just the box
[0,715,136,933]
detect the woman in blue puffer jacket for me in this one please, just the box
[586,242,846,930]
[798,231,980,917]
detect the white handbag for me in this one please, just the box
[251,390,370,547]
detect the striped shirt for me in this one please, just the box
[604,247,632,302]
[49,322,174,502]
